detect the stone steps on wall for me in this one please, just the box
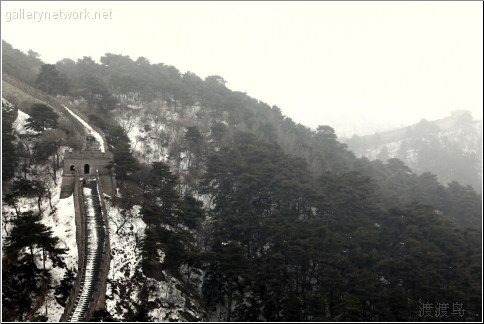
[66,180,108,322]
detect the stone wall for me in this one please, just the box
[3,74,86,149]
[3,74,111,153]
[59,174,112,321]
[59,175,86,321]
[100,174,116,197]
[93,172,111,313]
[5,74,114,321]
[63,151,114,176]
[56,103,90,150]
[57,102,109,152]
[59,176,75,199]
[61,150,114,198]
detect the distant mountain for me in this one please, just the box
[344,110,483,193]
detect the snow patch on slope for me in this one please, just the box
[105,201,146,320]
[2,169,78,321]
[40,182,77,322]
[12,109,39,135]
[104,198,204,321]
[38,173,78,321]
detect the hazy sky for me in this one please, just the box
[2,1,482,137]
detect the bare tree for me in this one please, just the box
[2,210,14,236]
[110,185,141,234]
[41,175,56,211]
[36,129,67,176]
[118,110,138,134]
[17,141,33,179]
[44,162,58,186]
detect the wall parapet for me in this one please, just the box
[3,74,110,153]
[59,175,86,321]
[91,172,111,314]
[3,74,85,149]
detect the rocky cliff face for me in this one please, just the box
[344,110,483,192]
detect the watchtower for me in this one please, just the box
[60,150,116,198]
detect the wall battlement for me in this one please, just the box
[63,150,113,176]
[61,150,115,197]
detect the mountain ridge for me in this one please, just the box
[344,110,483,192]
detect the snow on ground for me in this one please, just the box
[62,104,105,152]
[122,115,169,165]
[130,123,168,164]
[439,125,483,155]
[12,109,40,135]
[47,181,78,272]
[144,269,205,322]
[197,193,212,208]
[38,172,78,321]
[105,198,204,321]
[2,105,78,320]
[2,169,78,321]
[117,102,205,167]
[105,100,209,320]
[105,201,146,320]
[2,97,15,110]
[70,186,102,321]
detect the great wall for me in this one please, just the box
[3,75,114,321]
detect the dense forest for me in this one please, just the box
[2,40,482,322]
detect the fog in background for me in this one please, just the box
[2,1,482,137]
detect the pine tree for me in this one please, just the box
[5,211,67,265]
[25,103,59,133]
[35,64,68,94]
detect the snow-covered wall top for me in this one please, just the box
[62,105,105,153]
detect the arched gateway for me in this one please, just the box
[60,150,115,198]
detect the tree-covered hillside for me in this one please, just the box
[344,111,483,193]
[2,40,43,86]
[2,41,482,322]
[2,97,78,321]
